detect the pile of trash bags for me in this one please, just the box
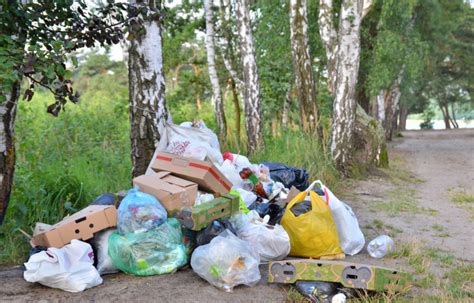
[22,120,398,300]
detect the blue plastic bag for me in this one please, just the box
[117,187,167,234]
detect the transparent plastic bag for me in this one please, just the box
[190,230,261,292]
[23,240,102,292]
[117,187,167,234]
[91,228,119,275]
[234,211,290,262]
[108,218,187,276]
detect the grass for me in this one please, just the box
[448,188,474,219]
[372,187,438,216]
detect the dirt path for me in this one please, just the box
[1,129,473,302]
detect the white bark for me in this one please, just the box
[319,0,372,172]
[204,0,226,141]
[318,0,338,93]
[375,90,385,124]
[290,0,319,133]
[235,0,263,153]
[129,0,169,177]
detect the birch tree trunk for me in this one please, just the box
[319,0,372,173]
[204,0,227,143]
[383,73,402,140]
[129,0,169,178]
[290,0,319,134]
[0,81,20,223]
[235,0,264,153]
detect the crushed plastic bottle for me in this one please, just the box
[367,235,394,258]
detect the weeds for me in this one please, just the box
[449,188,474,219]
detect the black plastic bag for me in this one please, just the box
[91,193,116,206]
[248,202,285,225]
[195,220,237,246]
[263,162,309,191]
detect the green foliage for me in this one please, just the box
[0,54,131,265]
[0,0,127,113]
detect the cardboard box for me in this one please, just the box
[151,152,232,195]
[176,193,240,231]
[32,205,117,248]
[133,171,198,214]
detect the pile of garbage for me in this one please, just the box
[23,121,411,300]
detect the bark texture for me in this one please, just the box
[353,104,388,168]
[290,0,319,134]
[204,0,227,143]
[0,81,20,223]
[235,0,264,153]
[319,0,372,173]
[383,74,402,140]
[129,0,169,178]
[398,103,408,131]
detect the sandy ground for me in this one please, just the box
[0,129,473,302]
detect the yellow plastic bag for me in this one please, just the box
[281,190,342,258]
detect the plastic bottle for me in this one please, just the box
[367,235,394,258]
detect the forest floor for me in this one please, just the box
[1,129,473,302]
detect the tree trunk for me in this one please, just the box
[290,0,319,134]
[282,84,292,129]
[235,0,264,153]
[440,102,451,129]
[398,103,408,131]
[129,1,169,178]
[319,0,372,173]
[230,77,241,142]
[373,90,386,124]
[383,74,402,141]
[450,103,459,128]
[318,0,339,94]
[204,0,227,143]
[191,64,202,110]
[0,81,20,223]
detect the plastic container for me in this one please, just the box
[367,235,394,258]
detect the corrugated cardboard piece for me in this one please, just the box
[133,171,198,214]
[151,152,232,195]
[32,205,117,248]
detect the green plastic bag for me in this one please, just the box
[108,218,187,276]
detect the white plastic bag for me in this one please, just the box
[312,180,365,255]
[155,122,223,165]
[194,192,215,206]
[234,211,290,262]
[190,230,261,292]
[216,160,242,186]
[23,240,102,292]
[91,228,119,275]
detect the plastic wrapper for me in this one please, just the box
[216,160,243,186]
[263,162,309,191]
[91,228,119,275]
[233,211,290,262]
[190,230,261,292]
[108,218,187,276]
[23,240,102,292]
[117,187,167,234]
[195,219,237,246]
[295,281,341,302]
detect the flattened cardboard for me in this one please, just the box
[133,171,198,214]
[32,205,117,248]
[286,186,301,204]
[150,152,232,194]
